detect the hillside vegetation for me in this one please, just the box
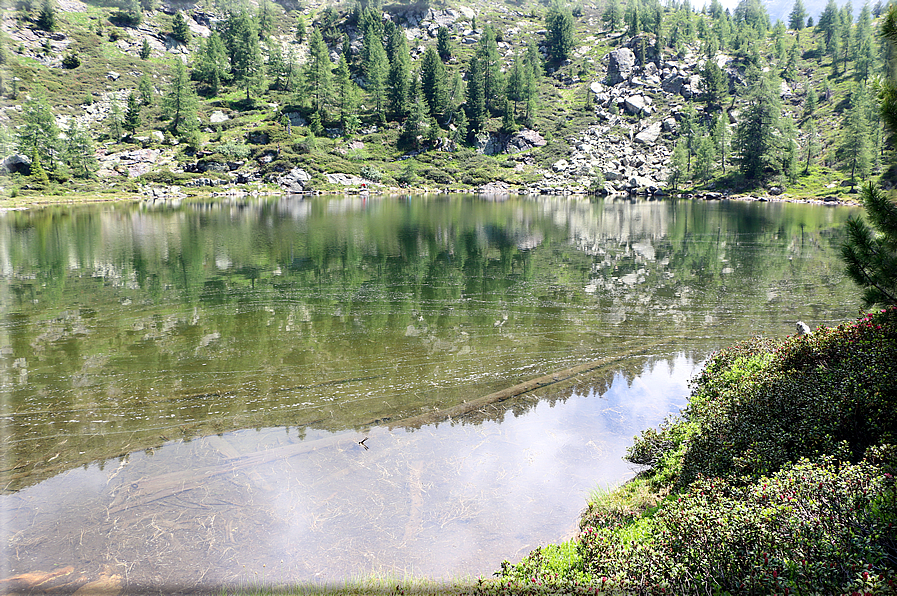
[0,0,894,200]
[487,307,897,595]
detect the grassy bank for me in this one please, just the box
[484,307,897,595]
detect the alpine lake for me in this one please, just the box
[0,194,862,593]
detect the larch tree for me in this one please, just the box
[362,31,389,118]
[225,10,265,102]
[420,46,447,121]
[788,0,807,30]
[194,31,230,95]
[305,27,333,114]
[163,60,199,137]
[734,73,783,179]
[387,32,411,119]
[17,92,60,169]
[545,0,575,64]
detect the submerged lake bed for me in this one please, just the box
[1,195,860,592]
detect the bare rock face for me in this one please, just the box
[606,48,637,85]
[277,167,311,194]
[1,154,32,175]
[506,129,547,154]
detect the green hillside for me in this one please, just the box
[0,0,891,200]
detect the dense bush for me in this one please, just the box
[630,307,897,489]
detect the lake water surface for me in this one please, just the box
[0,195,861,592]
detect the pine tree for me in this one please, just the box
[257,0,273,38]
[107,99,124,142]
[194,31,230,95]
[711,112,730,173]
[437,26,451,61]
[669,139,689,190]
[788,0,807,30]
[817,0,839,52]
[804,84,817,116]
[138,74,153,106]
[734,73,783,179]
[335,52,360,128]
[701,61,727,108]
[64,120,98,179]
[400,81,425,149]
[29,147,49,187]
[296,17,306,43]
[842,182,897,305]
[362,30,388,117]
[140,38,151,60]
[477,26,505,115]
[841,83,872,185]
[124,92,141,134]
[783,40,799,81]
[163,60,199,136]
[420,46,447,121]
[17,92,60,168]
[803,119,819,175]
[305,28,333,114]
[37,0,56,31]
[694,134,716,181]
[387,33,411,119]
[225,11,265,102]
[603,0,622,31]
[545,0,575,64]
[171,11,190,44]
[465,54,487,134]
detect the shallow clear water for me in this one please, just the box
[0,195,861,591]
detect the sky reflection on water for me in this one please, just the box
[2,355,696,589]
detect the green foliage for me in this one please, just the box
[17,92,60,167]
[842,185,897,306]
[36,0,56,31]
[171,11,190,44]
[124,91,140,134]
[162,60,199,137]
[139,37,151,60]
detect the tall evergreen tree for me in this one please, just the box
[64,120,97,179]
[17,92,59,168]
[712,111,730,173]
[225,10,265,102]
[162,60,199,136]
[138,73,153,106]
[362,31,388,118]
[194,31,230,95]
[802,119,819,175]
[124,91,141,134]
[107,100,124,142]
[477,26,505,115]
[788,0,807,30]
[140,38,151,60]
[734,73,783,179]
[387,32,411,119]
[841,83,872,184]
[437,26,452,61]
[603,0,622,30]
[817,0,839,52]
[545,0,575,64]
[305,27,333,114]
[465,53,487,134]
[171,11,191,44]
[842,182,897,305]
[420,46,447,121]
[335,52,360,129]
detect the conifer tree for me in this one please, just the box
[37,0,56,32]
[17,92,60,168]
[817,0,839,52]
[734,73,783,179]
[788,0,807,30]
[437,26,452,61]
[124,91,141,134]
[194,31,230,95]
[138,74,153,106]
[477,26,505,115]
[140,38,151,60]
[420,46,447,121]
[335,52,360,128]
[387,32,411,119]
[545,0,575,64]
[465,53,487,134]
[64,120,98,179]
[305,28,333,114]
[225,10,265,102]
[802,119,818,175]
[29,147,49,187]
[603,0,622,30]
[171,11,190,44]
[107,99,124,142]
[163,60,199,136]
[711,112,729,173]
[296,17,306,43]
[841,83,871,184]
[362,31,388,118]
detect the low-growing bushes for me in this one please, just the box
[490,308,897,596]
